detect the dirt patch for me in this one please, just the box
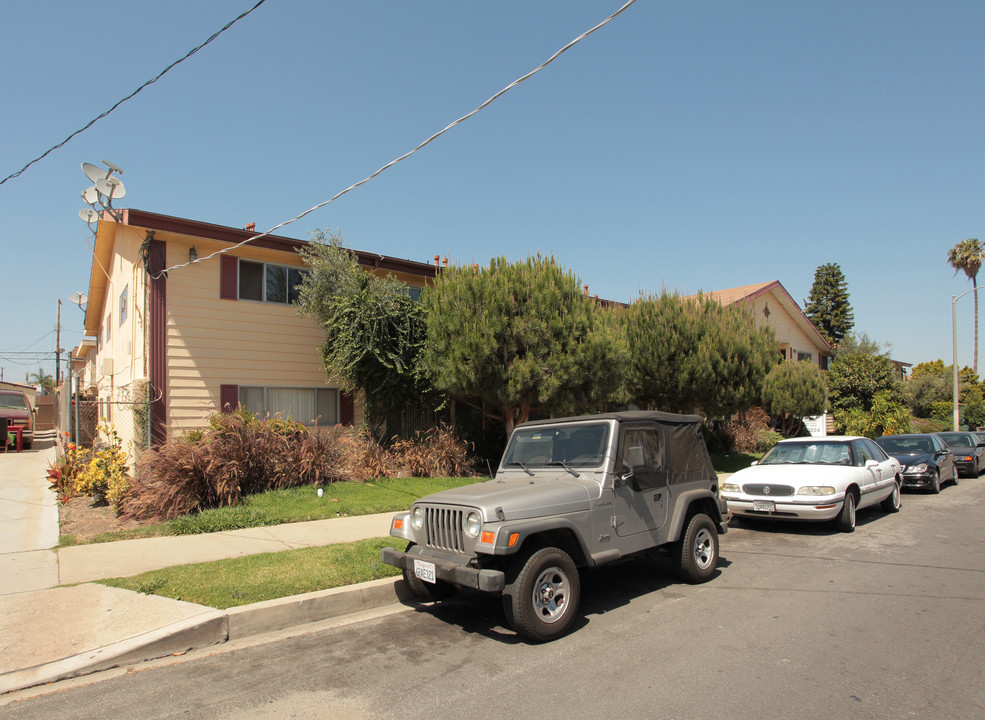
[58,496,144,540]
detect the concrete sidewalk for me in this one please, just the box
[0,436,411,695]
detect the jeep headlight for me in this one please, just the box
[797,486,836,496]
[411,506,425,529]
[464,510,481,538]
[721,483,740,494]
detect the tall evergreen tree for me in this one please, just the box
[420,255,623,434]
[804,263,854,346]
[947,238,983,374]
[624,292,777,416]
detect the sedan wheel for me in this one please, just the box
[881,480,901,513]
[836,491,856,533]
[932,470,941,495]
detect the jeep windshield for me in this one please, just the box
[503,422,609,468]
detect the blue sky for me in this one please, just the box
[1,0,983,383]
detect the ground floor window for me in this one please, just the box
[238,386,339,426]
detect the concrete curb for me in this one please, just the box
[1,576,410,695]
[0,610,228,695]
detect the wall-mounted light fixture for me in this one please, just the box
[189,246,198,262]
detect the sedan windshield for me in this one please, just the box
[503,423,609,468]
[938,433,975,448]
[876,436,932,454]
[760,441,852,466]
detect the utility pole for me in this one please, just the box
[56,299,62,386]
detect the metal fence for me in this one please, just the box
[58,374,151,468]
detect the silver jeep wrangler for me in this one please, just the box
[382,411,728,641]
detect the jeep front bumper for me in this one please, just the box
[382,546,505,593]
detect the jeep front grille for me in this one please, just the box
[423,506,465,552]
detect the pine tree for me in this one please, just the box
[804,263,855,346]
[420,255,623,434]
[625,292,777,415]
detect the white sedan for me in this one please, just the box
[722,436,903,532]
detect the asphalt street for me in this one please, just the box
[5,478,984,720]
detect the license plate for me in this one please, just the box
[413,559,436,584]
[753,501,775,512]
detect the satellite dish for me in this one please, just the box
[82,162,109,183]
[79,208,100,223]
[70,291,88,306]
[82,185,99,204]
[96,176,126,200]
[102,159,123,174]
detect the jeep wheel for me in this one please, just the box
[503,547,580,642]
[402,544,457,602]
[673,513,719,584]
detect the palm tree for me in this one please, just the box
[948,238,984,374]
[28,367,55,394]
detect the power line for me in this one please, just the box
[0,0,268,187]
[152,0,639,279]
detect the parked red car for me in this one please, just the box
[0,390,34,449]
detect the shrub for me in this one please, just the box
[121,411,476,521]
[390,426,475,477]
[723,407,775,454]
[73,427,130,510]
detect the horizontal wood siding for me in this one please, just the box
[163,240,356,432]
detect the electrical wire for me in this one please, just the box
[150,0,639,279]
[0,0,268,187]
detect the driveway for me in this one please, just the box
[0,432,59,594]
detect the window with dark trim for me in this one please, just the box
[238,386,339,426]
[238,259,309,304]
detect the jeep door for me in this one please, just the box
[612,426,669,536]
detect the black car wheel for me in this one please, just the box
[932,470,941,494]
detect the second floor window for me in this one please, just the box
[238,259,308,304]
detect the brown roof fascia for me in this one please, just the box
[120,209,437,278]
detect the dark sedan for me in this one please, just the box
[875,434,958,493]
[935,431,985,478]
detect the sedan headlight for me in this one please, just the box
[721,483,741,493]
[907,463,928,474]
[797,486,836,496]
[411,506,424,529]
[464,510,482,538]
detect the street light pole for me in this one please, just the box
[952,286,983,430]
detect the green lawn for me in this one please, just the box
[100,537,402,609]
